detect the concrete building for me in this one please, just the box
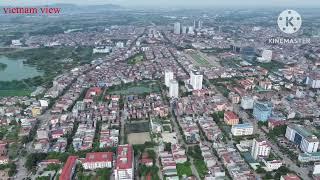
[257,50,272,63]
[165,70,174,88]
[313,162,320,175]
[298,152,320,162]
[82,152,113,170]
[114,144,134,180]
[169,80,179,98]
[251,139,271,160]
[188,26,194,35]
[231,123,254,136]
[224,111,239,125]
[174,22,181,35]
[285,124,319,153]
[190,70,203,90]
[253,101,272,122]
[306,72,320,89]
[182,26,187,34]
[241,96,254,110]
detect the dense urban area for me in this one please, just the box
[0,4,320,180]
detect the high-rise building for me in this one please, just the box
[198,20,202,29]
[174,22,181,35]
[285,124,319,153]
[190,70,203,90]
[251,139,271,160]
[182,26,187,34]
[114,144,134,180]
[253,101,272,121]
[169,80,179,98]
[188,26,194,35]
[165,70,174,87]
[241,96,254,110]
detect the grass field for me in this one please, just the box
[127,53,144,64]
[190,53,211,67]
[0,89,32,97]
[176,162,193,177]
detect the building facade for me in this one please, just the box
[231,123,254,136]
[252,101,272,122]
[114,144,134,180]
[285,124,319,153]
[251,139,271,160]
[190,70,203,90]
[169,80,179,98]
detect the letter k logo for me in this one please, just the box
[286,17,294,27]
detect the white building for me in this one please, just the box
[306,73,320,89]
[169,80,179,98]
[241,96,254,110]
[114,144,134,180]
[182,26,187,34]
[82,152,113,170]
[231,123,254,136]
[257,50,272,62]
[285,124,319,153]
[165,70,174,87]
[188,26,194,35]
[116,41,124,48]
[251,139,271,160]
[174,22,181,35]
[11,39,22,46]
[190,70,203,90]
[263,159,283,171]
[93,47,111,54]
[313,162,320,175]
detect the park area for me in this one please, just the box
[107,81,160,95]
[127,53,144,64]
[189,52,212,67]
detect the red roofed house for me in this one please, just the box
[114,144,134,180]
[224,111,239,125]
[82,152,113,170]
[84,87,102,103]
[59,156,78,180]
[280,173,301,180]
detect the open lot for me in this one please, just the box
[127,132,151,145]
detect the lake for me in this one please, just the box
[0,56,43,81]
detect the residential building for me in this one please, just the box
[285,124,319,153]
[241,96,254,110]
[114,144,134,180]
[169,80,179,98]
[253,101,272,122]
[298,152,320,162]
[60,156,78,180]
[280,174,300,180]
[174,22,181,35]
[251,138,271,160]
[165,70,174,87]
[224,111,239,125]
[82,152,113,170]
[231,123,254,136]
[190,70,203,90]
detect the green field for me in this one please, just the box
[127,53,144,65]
[190,53,211,67]
[107,82,160,95]
[176,162,193,177]
[0,89,32,97]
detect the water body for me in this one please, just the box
[0,56,43,81]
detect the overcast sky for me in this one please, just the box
[1,0,320,8]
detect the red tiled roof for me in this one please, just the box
[60,156,77,180]
[83,152,113,163]
[116,144,133,170]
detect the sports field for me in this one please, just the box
[189,52,211,67]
